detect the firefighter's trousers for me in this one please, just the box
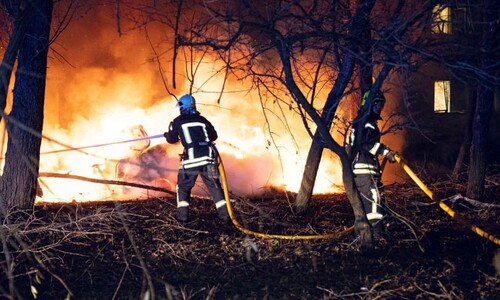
[353,172,386,225]
[176,164,228,221]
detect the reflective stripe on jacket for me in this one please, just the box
[166,112,218,169]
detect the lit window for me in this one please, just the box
[434,81,451,113]
[432,5,451,34]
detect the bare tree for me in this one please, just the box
[0,0,53,213]
[120,0,497,250]
[174,0,450,251]
[0,0,80,213]
[125,0,422,252]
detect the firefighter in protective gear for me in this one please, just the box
[349,90,396,233]
[164,94,229,223]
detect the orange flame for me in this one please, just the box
[2,6,354,203]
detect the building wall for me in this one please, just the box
[402,61,500,173]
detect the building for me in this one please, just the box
[400,1,499,174]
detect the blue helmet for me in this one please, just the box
[178,94,197,114]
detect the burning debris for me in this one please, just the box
[115,143,176,196]
[114,124,176,196]
[125,124,151,153]
[37,125,180,202]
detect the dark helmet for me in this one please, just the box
[178,94,197,114]
[361,90,385,107]
[360,89,385,120]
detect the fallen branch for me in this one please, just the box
[442,194,500,209]
[38,172,175,195]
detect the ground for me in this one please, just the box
[1,174,500,299]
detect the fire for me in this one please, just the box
[2,6,348,204]
[37,86,345,202]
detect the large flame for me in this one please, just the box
[3,6,352,203]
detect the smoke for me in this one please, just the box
[33,2,411,202]
[39,4,314,202]
[1,2,407,204]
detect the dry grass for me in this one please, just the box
[1,173,500,299]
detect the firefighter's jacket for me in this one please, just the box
[166,112,218,169]
[349,115,389,176]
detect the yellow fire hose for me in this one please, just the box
[217,156,354,240]
[216,150,499,245]
[394,154,500,246]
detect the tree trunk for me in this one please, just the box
[294,59,352,214]
[0,0,53,213]
[452,86,476,180]
[466,0,496,201]
[294,0,376,215]
[294,132,323,214]
[0,6,30,124]
[467,85,493,200]
[292,53,376,253]
[339,151,372,253]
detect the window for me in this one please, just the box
[434,81,451,113]
[434,80,468,113]
[432,5,451,34]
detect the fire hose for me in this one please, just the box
[36,131,499,244]
[38,133,353,239]
[218,150,500,244]
[41,134,165,155]
[216,151,354,240]
[393,153,500,246]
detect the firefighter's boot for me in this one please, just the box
[176,207,189,222]
[216,200,229,223]
[370,219,387,241]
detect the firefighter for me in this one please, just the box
[164,94,229,223]
[349,90,396,234]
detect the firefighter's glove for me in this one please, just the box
[386,151,397,163]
